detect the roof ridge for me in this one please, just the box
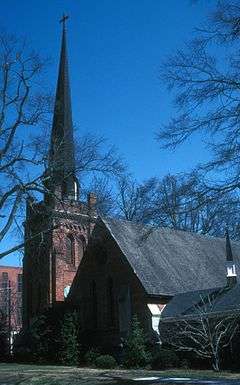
[101,216,239,244]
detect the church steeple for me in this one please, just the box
[226,230,237,287]
[47,15,79,201]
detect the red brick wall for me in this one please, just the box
[23,196,96,327]
[52,222,88,302]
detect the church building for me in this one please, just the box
[68,217,240,349]
[23,18,240,353]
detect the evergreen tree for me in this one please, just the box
[124,315,151,368]
[59,312,79,366]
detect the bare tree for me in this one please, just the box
[114,172,240,239]
[116,175,157,222]
[0,32,50,248]
[0,31,125,261]
[75,133,124,177]
[157,1,240,195]
[82,176,115,216]
[154,173,240,238]
[160,293,239,371]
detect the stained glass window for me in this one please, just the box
[107,277,115,326]
[66,235,75,265]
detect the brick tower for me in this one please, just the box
[23,16,97,327]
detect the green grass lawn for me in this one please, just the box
[0,363,240,385]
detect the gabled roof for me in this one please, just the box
[101,217,240,296]
[161,287,221,319]
[161,284,240,320]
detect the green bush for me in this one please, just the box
[123,315,151,368]
[95,354,117,369]
[58,312,79,366]
[28,315,52,362]
[84,347,101,366]
[14,309,82,364]
[151,348,180,369]
[180,358,190,369]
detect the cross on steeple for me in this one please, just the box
[45,14,79,202]
[60,14,69,28]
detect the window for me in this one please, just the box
[1,272,8,289]
[74,180,78,200]
[64,285,70,298]
[107,277,115,326]
[17,274,22,292]
[66,235,75,265]
[91,280,97,328]
[17,306,22,325]
[1,272,9,315]
[81,236,86,252]
[79,236,86,262]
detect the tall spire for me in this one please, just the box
[47,15,78,201]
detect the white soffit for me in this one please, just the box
[147,303,166,315]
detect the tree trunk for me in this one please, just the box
[212,353,220,372]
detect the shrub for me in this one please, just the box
[151,348,180,370]
[95,354,117,369]
[14,309,63,363]
[14,309,82,364]
[84,347,101,366]
[123,315,151,368]
[180,358,190,369]
[59,312,79,366]
[28,315,52,362]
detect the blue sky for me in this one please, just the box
[1,0,214,266]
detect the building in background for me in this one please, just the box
[0,266,23,339]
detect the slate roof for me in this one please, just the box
[101,217,240,297]
[161,284,240,320]
[161,287,221,319]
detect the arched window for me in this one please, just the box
[79,236,86,263]
[64,285,71,298]
[107,277,115,326]
[66,235,75,265]
[91,280,97,328]
[81,236,86,252]
[74,178,79,201]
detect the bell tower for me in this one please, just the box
[23,16,97,328]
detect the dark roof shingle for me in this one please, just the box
[161,284,240,319]
[102,217,240,296]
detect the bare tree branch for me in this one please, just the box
[160,292,239,371]
[157,1,240,197]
